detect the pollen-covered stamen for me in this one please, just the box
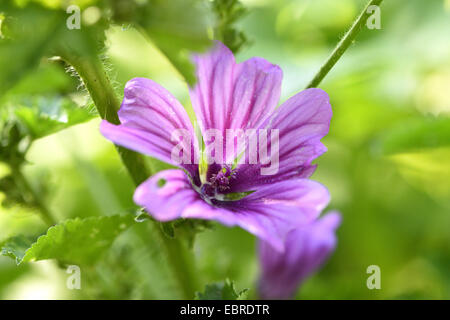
[198,166,237,202]
[209,166,237,192]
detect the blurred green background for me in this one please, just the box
[1,0,449,299]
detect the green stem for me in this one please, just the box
[12,167,56,226]
[60,52,199,298]
[60,52,150,184]
[157,228,199,298]
[305,0,384,89]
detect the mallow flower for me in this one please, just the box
[100,41,332,251]
[258,212,341,299]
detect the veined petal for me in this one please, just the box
[259,211,341,300]
[134,169,200,221]
[189,41,282,162]
[185,179,330,252]
[230,88,332,192]
[134,169,236,224]
[100,78,198,178]
[134,170,329,252]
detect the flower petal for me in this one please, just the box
[133,169,199,222]
[230,88,332,192]
[134,169,235,224]
[185,179,330,252]
[189,41,282,162]
[134,170,329,252]
[258,211,341,299]
[100,78,198,178]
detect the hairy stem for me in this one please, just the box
[60,52,198,298]
[305,0,384,89]
[61,52,150,184]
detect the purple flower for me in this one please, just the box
[100,41,332,251]
[258,212,341,299]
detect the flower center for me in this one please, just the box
[197,166,237,203]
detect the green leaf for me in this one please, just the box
[0,94,93,167]
[12,95,94,140]
[6,60,76,96]
[195,279,248,300]
[0,2,63,93]
[212,0,249,53]
[0,235,36,264]
[1,215,135,265]
[0,2,103,158]
[376,117,450,155]
[0,1,107,94]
